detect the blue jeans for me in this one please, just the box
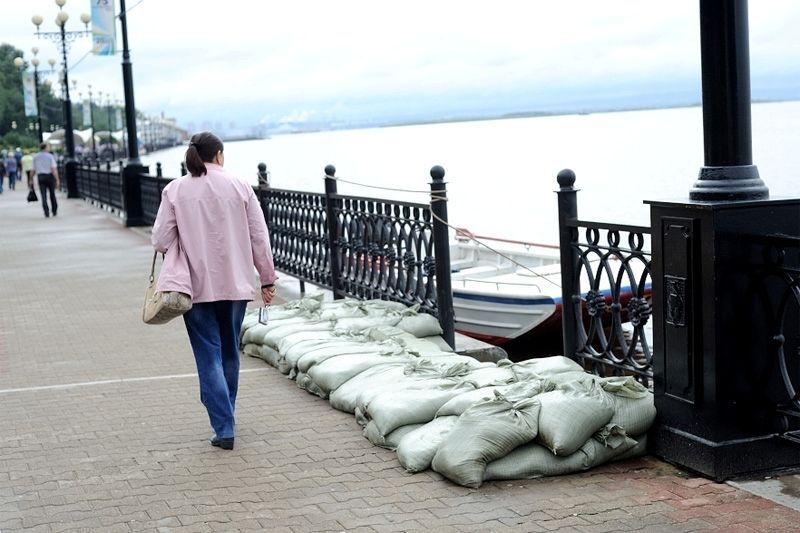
[183,300,248,439]
[7,171,16,190]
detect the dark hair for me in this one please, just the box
[40,142,48,150]
[185,132,224,177]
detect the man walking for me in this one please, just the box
[33,143,60,217]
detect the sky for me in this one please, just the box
[2,0,799,133]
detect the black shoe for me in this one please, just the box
[210,436,234,450]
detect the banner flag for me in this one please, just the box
[22,72,38,117]
[115,108,123,130]
[91,0,117,55]
[83,100,92,127]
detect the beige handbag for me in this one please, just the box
[143,251,192,325]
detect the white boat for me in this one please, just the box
[449,229,651,346]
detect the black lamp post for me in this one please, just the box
[87,84,96,156]
[119,0,141,165]
[13,48,46,144]
[31,0,90,199]
[106,94,114,160]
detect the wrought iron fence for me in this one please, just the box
[140,173,172,226]
[75,161,124,213]
[754,234,800,435]
[258,165,454,346]
[556,170,653,386]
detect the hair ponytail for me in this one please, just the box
[184,132,224,177]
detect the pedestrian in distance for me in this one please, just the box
[33,143,60,217]
[5,152,19,191]
[151,131,278,451]
[20,150,34,190]
[0,156,5,194]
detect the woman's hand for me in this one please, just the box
[261,285,277,305]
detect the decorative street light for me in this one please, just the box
[105,93,115,160]
[12,47,48,143]
[86,84,96,156]
[31,0,91,198]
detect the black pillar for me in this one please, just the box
[120,0,140,165]
[33,67,43,143]
[647,0,800,479]
[324,165,344,300]
[556,169,579,359]
[430,165,455,349]
[689,0,768,201]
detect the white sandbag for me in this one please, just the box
[392,333,454,356]
[431,395,541,488]
[366,386,471,437]
[307,353,412,394]
[242,343,281,368]
[396,416,459,473]
[419,335,455,353]
[242,343,262,359]
[295,371,328,398]
[361,299,411,313]
[613,434,647,462]
[458,365,517,388]
[436,379,555,417]
[509,356,584,380]
[545,370,598,387]
[262,322,334,349]
[329,364,408,413]
[483,435,637,481]
[363,421,424,449]
[598,377,657,437]
[334,315,402,333]
[536,383,615,456]
[353,358,482,416]
[395,313,443,338]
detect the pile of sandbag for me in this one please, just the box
[240,295,655,488]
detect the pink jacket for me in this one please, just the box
[151,163,277,303]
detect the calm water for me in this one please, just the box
[142,101,800,244]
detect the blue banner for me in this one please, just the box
[91,0,117,55]
[22,72,38,117]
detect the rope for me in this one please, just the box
[120,0,146,16]
[322,172,561,289]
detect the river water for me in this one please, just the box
[141,100,800,244]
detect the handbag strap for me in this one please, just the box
[149,251,158,283]
[149,251,167,283]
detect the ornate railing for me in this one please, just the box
[140,173,172,226]
[75,161,124,213]
[756,234,800,434]
[333,195,436,310]
[557,170,653,386]
[259,188,331,287]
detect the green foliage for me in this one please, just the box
[0,131,38,151]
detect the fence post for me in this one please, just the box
[257,162,270,188]
[180,161,187,176]
[556,169,579,359]
[122,162,148,227]
[156,162,162,177]
[430,165,456,349]
[324,165,344,300]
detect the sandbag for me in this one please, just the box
[598,377,656,437]
[329,364,408,413]
[307,353,412,394]
[333,315,402,333]
[365,386,470,437]
[262,322,334,349]
[295,343,388,374]
[363,421,424,449]
[613,434,647,462]
[436,379,555,417]
[483,435,637,481]
[396,415,459,473]
[509,356,584,380]
[242,343,281,368]
[295,371,327,398]
[431,394,540,488]
[395,313,443,338]
[536,383,615,456]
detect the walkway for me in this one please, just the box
[1,189,799,532]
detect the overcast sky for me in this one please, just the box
[3,1,799,130]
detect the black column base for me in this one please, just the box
[689,165,768,201]
[651,424,800,481]
[122,163,149,227]
[65,160,80,199]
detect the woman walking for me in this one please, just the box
[152,132,277,450]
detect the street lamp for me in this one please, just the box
[31,0,90,198]
[12,47,47,143]
[105,93,115,160]
[86,84,96,156]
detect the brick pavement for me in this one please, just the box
[2,190,800,532]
